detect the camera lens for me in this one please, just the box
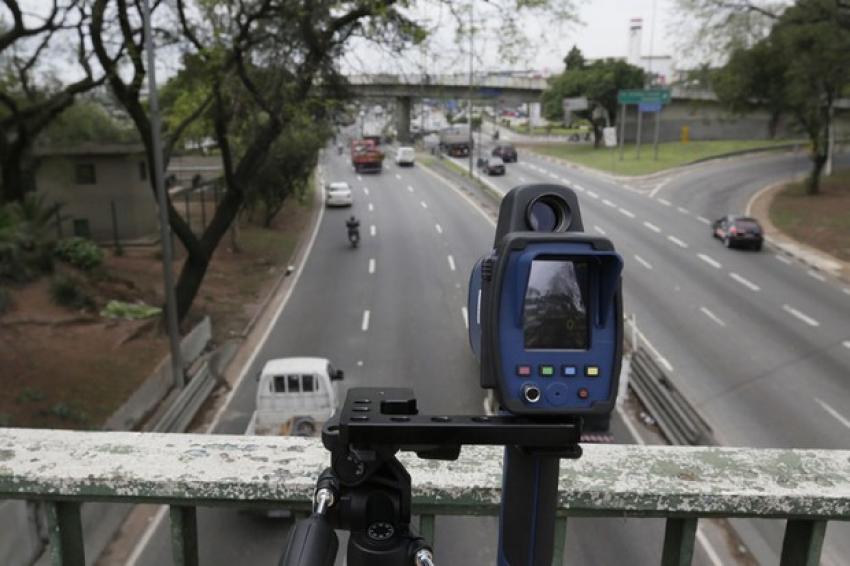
[526,194,570,232]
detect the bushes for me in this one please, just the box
[0,194,60,282]
[54,237,104,270]
[0,286,9,314]
[49,274,94,310]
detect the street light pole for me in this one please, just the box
[467,1,474,177]
[142,0,184,389]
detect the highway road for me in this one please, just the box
[461,142,850,565]
[124,144,731,566]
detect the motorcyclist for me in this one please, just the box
[346,215,360,246]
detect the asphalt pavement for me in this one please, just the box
[460,142,850,566]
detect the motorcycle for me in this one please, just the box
[348,228,360,248]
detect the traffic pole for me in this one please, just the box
[619,103,626,161]
[636,110,643,161]
[653,107,661,161]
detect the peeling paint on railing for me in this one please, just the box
[1,428,849,520]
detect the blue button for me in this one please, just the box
[562,365,577,377]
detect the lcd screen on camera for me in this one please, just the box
[523,259,589,349]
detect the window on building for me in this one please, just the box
[72,219,91,238]
[75,163,96,185]
[139,161,147,181]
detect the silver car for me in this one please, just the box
[325,182,353,207]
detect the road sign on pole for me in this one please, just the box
[562,97,589,113]
[603,127,617,148]
[638,101,662,113]
[617,89,671,105]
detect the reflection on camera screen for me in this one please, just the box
[523,259,589,350]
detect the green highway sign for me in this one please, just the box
[617,89,671,105]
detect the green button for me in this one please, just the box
[540,365,554,377]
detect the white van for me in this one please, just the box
[246,357,344,437]
[395,146,416,166]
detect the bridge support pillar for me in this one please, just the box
[396,96,412,143]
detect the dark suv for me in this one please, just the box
[479,156,505,175]
[492,144,518,163]
[712,215,764,250]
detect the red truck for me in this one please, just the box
[350,139,384,173]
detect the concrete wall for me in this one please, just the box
[37,153,157,242]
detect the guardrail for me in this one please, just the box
[2,428,848,566]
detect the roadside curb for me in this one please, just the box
[746,180,850,285]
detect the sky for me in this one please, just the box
[342,0,679,76]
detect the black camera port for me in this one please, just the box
[526,194,571,232]
[521,383,541,404]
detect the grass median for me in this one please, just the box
[531,139,801,176]
[770,169,850,262]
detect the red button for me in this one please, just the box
[578,388,589,399]
[517,365,532,377]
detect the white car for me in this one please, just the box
[325,182,353,207]
[395,146,416,166]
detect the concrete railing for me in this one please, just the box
[1,428,849,565]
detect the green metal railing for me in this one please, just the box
[1,428,848,566]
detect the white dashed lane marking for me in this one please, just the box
[643,222,661,233]
[843,341,850,350]
[420,201,428,209]
[667,235,688,249]
[395,173,402,180]
[447,255,456,271]
[435,224,443,234]
[407,185,414,192]
[587,191,600,199]
[699,306,726,327]
[677,206,690,214]
[357,175,362,181]
[730,272,760,292]
[603,199,616,208]
[782,304,819,327]
[634,255,653,270]
[697,216,710,225]
[658,198,671,206]
[461,307,469,329]
[619,208,636,219]
[368,203,374,212]
[698,254,722,269]
[361,310,371,331]
[775,255,793,265]
[363,187,370,195]
[368,258,376,274]
[370,225,376,237]
[594,225,607,235]
[807,270,826,282]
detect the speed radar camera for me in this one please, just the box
[468,185,624,416]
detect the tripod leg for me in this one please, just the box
[497,446,560,566]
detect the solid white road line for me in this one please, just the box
[435,223,443,234]
[370,224,376,237]
[699,306,726,327]
[361,310,371,331]
[619,208,636,219]
[815,398,850,430]
[368,258,375,274]
[587,190,599,199]
[698,254,722,269]
[697,216,710,225]
[730,272,760,291]
[677,206,690,214]
[631,325,674,372]
[407,185,414,192]
[807,270,826,282]
[643,221,661,233]
[668,235,688,248]
[649,177,673,198]
[593,225,607,235]
[634,255,653,270]
[447,255,456,271]
[363,187,370,195]
[603,199,616,207]
[420,201,428,209]
[782,304,819,327]
[368,203,374,212]
[775,254,793,265]
[657,198,671,206]
[461,307,469,329]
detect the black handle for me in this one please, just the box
[279,514,339,566]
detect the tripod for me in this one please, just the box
[279,387,582,566]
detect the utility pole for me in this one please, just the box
[468,0,474,177]
[143,0,184,389]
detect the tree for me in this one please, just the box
[563,45,585,71]
[712,41,787,137]
[0,0,104,203]
[716,0,850,193]
[542,57,644,148]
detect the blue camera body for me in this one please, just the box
[468,185,624,416]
